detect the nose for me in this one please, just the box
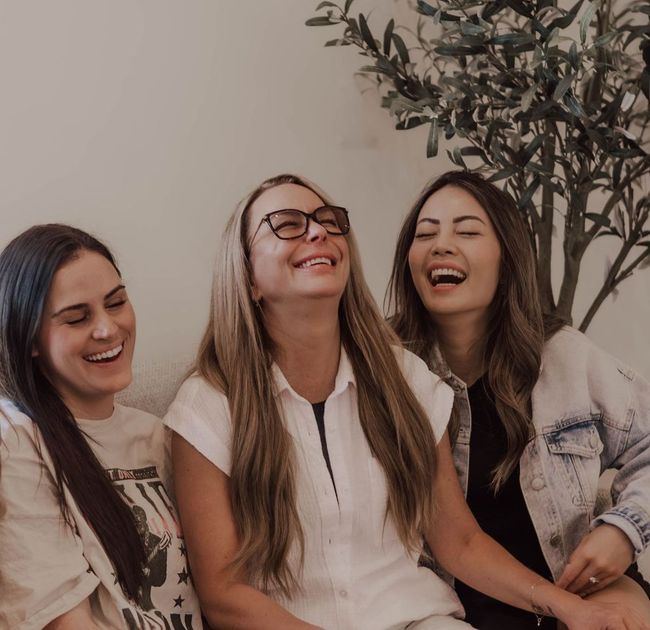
[305,216,328,242]
[91,313,119,341]
[431,229,457,256]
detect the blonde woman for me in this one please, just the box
[164,174,640,629]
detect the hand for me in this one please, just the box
[561,598,650,630]
[557,525,634,595]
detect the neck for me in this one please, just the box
[264,299,341,403]
[66,395,115,421]
[433,311,488,386]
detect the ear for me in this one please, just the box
[31,344,39,358]
[251,285,262,304]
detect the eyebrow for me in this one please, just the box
[50,284,126,318]
[416,214,486,225]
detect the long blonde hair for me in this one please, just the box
[387,171,564,491]
[196,174,438,596]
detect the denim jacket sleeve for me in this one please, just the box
[591,362,650,559]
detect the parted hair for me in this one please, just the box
[0,224,146,602]
[196,174,439,596]
[387,171,564,490]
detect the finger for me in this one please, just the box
[565,564,604,594]
[557,557,587,590]
[580,574,616,597]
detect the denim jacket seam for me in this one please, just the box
[597,504,650,553]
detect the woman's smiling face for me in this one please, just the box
[34,249,136,418]
[408,184,502,325]
[246,183,350,309]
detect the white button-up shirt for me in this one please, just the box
[164,346,464,630]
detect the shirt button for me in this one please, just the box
[549,534,561,547]
[531,476,545,491]
[339,590,348,597]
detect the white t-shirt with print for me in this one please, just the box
[164,346,465,630]
[0,402,203,630]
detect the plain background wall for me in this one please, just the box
[0,0,648,577]
[0,0,648,375]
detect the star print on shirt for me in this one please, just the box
[173,595,185,608]
[177,568,190,584]
[179,541,187,557]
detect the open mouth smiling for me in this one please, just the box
[429,267,467,287]
[83,343,124,364]
[295,255,336,269]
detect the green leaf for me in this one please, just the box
[569,42,579,69]
[427,118,439,158]
[488,167,519,182]
[448,146,468,169]
[580,2,596,45]
[565,92,586,117]
[489,33,535,46]
[518,176,541,209]
[585,213,611,228]
[305,16,335,26]
[344,0,354,13]
[553,74,575,101]
[316,1,338,10]
[593,31,617,48]
[521,85,536,112]
[392,32,410,65]
[325,38,350,47]
[383,19,394,55]
[417,0,437,17]
[358,14,378,52]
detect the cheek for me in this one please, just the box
[407,244,425,288]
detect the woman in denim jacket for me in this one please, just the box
[387,170,650,629]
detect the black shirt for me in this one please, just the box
[312,401,338,502]
[455,375,555,630]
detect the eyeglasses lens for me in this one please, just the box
[268,207,349,239]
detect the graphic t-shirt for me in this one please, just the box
[0,401,203,630]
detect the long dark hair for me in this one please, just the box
[0,223,146,601]
[387,171,565,489]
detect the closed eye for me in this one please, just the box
[64,313,89,325]
[414,231,438,239]
[106,299,126,310]
[458,231,480,236]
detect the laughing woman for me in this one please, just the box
[0,225,202,629]
[165,173,640,630]
[387,170,650,629]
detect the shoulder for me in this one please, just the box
[392,345,445,386]
[163,375,233,474]
[542,326,634,380]
[0,400,41,455]
[170,373,229,410]
[391,346,454,438]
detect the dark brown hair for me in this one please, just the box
[0,224,146,601]
[387,171,564,489]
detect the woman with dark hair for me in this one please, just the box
[387,170,650,629]
[0,224,202,629]
[165,173,639,629]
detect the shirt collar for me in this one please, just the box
[271,346,356,400]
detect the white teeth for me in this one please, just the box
[430,267,466,281]
[298,256,333,269]
[85,344,123,362]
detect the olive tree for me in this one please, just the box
[308,0,650,329]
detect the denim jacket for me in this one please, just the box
[430,326,650,581]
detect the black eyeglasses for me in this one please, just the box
[251,205,350,241]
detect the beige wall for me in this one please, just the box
[0,0,648,377]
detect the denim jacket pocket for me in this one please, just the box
[543,416,604,509]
